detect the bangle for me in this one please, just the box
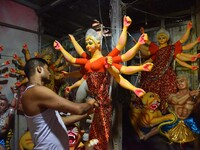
[192,95,197,102]
[189,92,197,102]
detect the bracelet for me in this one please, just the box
[192,95,197,102]
[189,92,197,102]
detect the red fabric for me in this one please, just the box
[81,47,121,58]
[79,52,89,77]
[76,48,123,73]
[75,50,114,149]
[149,41,182,60]
[149,42,159,61]
[77,48,123,71]
[80,67,86,75]
[75,58,88,65]
[174,40,183,58]
[108,47,123,64]
[76,57,107,73]
[112,55,122,63]
[113,63,122,70]
[82,74,87,79]
[140,44,177,112]
[149,42,159,55]
[107,47,120,57]
[86,72,111,150]
[81,52,90,59]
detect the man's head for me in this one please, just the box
[176,75,189,90]
[0,94,8,114]
[24,58,51,84]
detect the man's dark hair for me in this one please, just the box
[24,58,48,79]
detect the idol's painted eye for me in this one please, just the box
[158,36,166,40]
[86,41,93,46]
[150,94,154,98]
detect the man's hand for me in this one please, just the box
[86,97,99,108]
[85,97,99,115]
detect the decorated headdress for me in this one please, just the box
[85,28,101,43]
[156,28,170,40]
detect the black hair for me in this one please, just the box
[24,58,48,79]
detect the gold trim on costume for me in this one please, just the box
[165,120,195,143]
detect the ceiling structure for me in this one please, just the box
[12,0,199,40]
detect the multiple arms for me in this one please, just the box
[120,33,148,62]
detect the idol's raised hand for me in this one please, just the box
[53,40,62,50]
[123,15,132,28]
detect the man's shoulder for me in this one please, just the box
[25,85,49,92]
[22,85,48,99]
[21,86,49,115]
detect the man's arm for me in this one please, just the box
[61,114,89,126]
[32,86,95,115]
